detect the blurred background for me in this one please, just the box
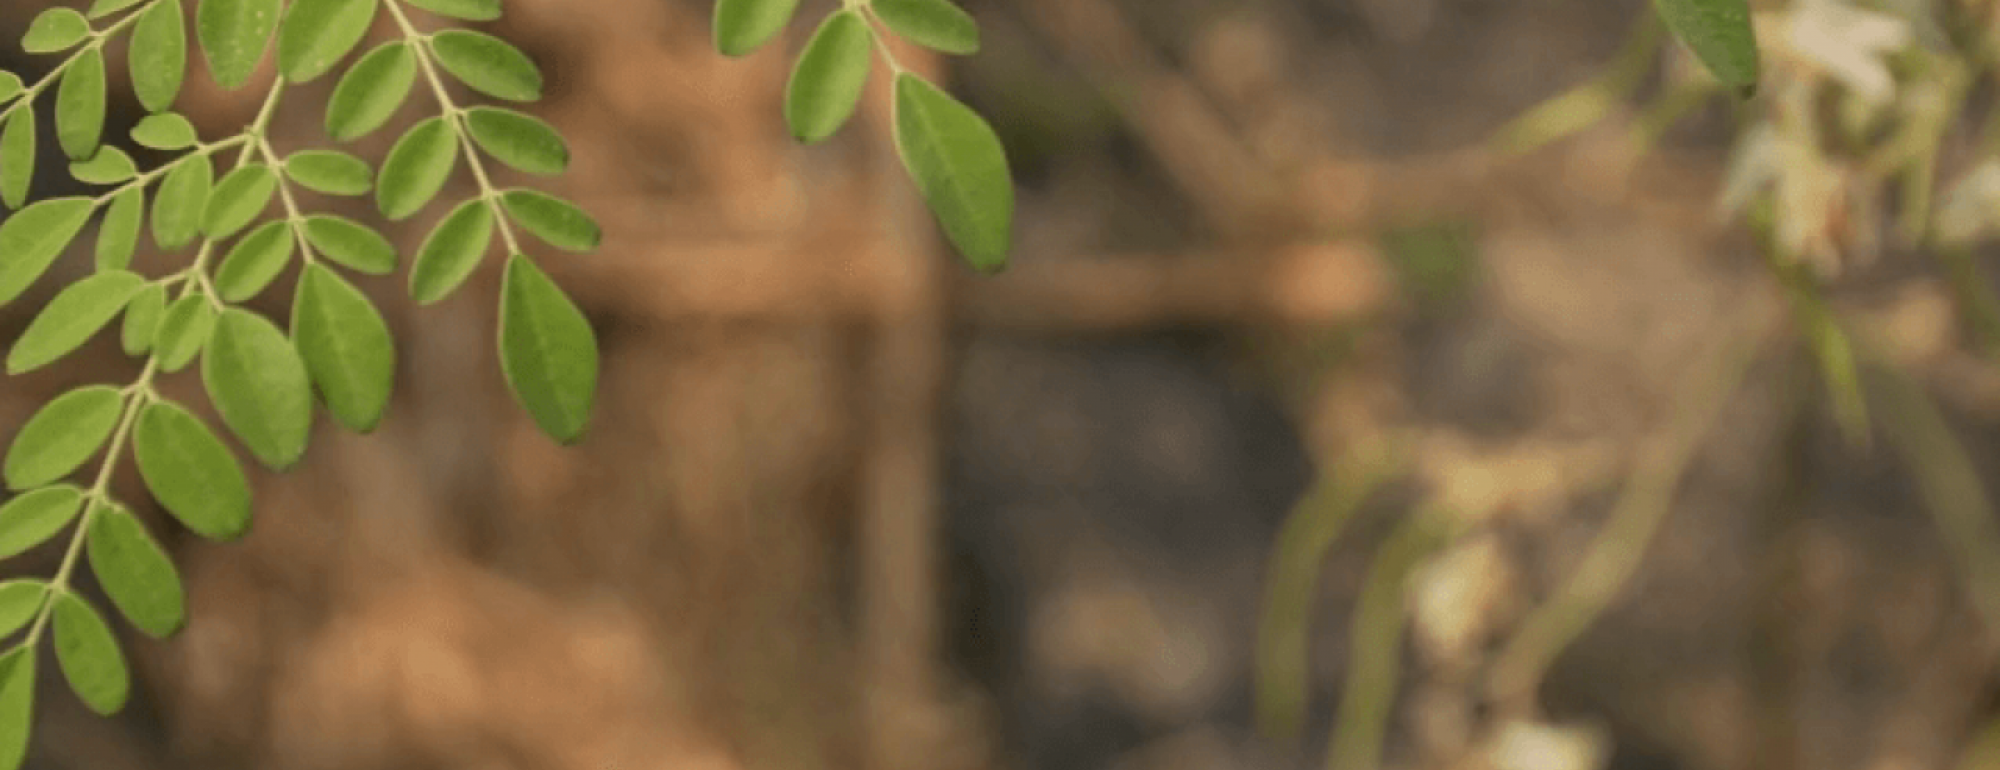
[5,0,2000,769]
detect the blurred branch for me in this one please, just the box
[1491,10,1664,156]
[1255,442,1410,744]
[1324,503,1455,770]
[1486,295,1778,703]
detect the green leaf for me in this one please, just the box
[713,0,800,57]
[303,215,396,274]
[198,0,281,90]
[375,116,457,220]
[0,108,31,209]
[871,0,979,55]
[500,189,600,252]
[1651,0,1759,91]
[133,400,249,539]
[463,107,568,175]
[428,30,543,103]
[499,254,596,444]
[325,41,416,141]
[0,647,36,770]
[202,308,312,470]
[88,0,147,19]
[0,582,46,638]
[3,385,123,488]
[0,197,96,306]
[283,149,372,196]
[56,47,106,160]
[152,153,214,249]
[152,294,216,372]
[52,592,127,715]
[403,0,500,21]
[23,8,90,54]
[293,264,394,432]
[10,271,148,374]
[86,503,186,638]
[131,0,188,113]
[96,186,144,271]
[131,113,198,150]
[70,146,135,184]
[278,0,376,83]
[409,198,493,304]
[0,486,83,559]
[202,162,276,239]
[784,10,872,144]
[214,220,294,301]
[891,74,1013,272]
[121,283,166,355]
[0,73,19,104]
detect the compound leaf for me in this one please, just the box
[133,399,249,539]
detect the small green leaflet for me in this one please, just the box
[10,271,147,374]
[871,0,980,56]
[403,0,501,21]
[0,74,19,104]
[122,283,166,355]
[204,163,278,240]
[96,187,145,271]
[0,108,31,209]
[278,0,378,83]
[891,74,1013,272]
[70,146,136,184]
[1651,0,1759,92]
[293,264,395,432]
[131,0,188,113]
[428,30,544,103]
[153,153,215,250]
[203,308,313,470]
[0,648,34,770]
[2,385,124,488]
[131,113,198,150]
[52,592,128,715]
[714,0,801,57]
[153,295,217,373]
[499,255,597,444]
[56,47,106,160]
[284,150,373,196]
[463,108,568,176]
[86,503,187,638]
[500,190,600,252]
[0,486,83,559]
[133,400,250,539]
[23,9,89,54]
[0,583,44,638]
[198,0,282,91]
[785,10,873,144]
[410,198,494,304]
[0,198,96,307]
[303,215,397,274]
[377,117,458,220]
[326,41,418,141]
[215,220,295,301]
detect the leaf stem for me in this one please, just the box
[0,0,164,127]
[384,0,525,257]
[256,137,321,267]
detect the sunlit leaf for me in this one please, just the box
[86,502,186,638]
[152,153,214,249]
[69,146,135,184]
[784,10,872,143]
[463,107,567,175]
[871,0,980,55]
[214,220,294,301]
[303,215,396,274]
[10,271,147,374]
[55,47,106,160]
[283,149,372,196]
[23,8,89,54]
[203,163,277,240]
[133,399,250,539]
[409,198,493,304]
[121,283,166,355]
[403,0,500,21]
[130,0,187,112]
[293,264,394,432]
[0,583,45,638]
[428,30,542,103]
[95,186,144,271]
[326,41,416,141]
[1652,0,1759,91]
[375,117,456,220]
[278,0,376,83]
[2,385,124,488]
[131,113,197,150]
[197,0,281,90]
[0,486,83,559]
[152,294,216,373]
[0,197,97,306]
[891,73,1013,271]
[500,189,599,252]
[0,648,34,770]
[202,308,312,469]
[713,0,800,57]
[51,592,127,715]
[0,107,32,209]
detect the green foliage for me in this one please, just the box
[0,0,1013,761]
[1650,0,1757,92]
